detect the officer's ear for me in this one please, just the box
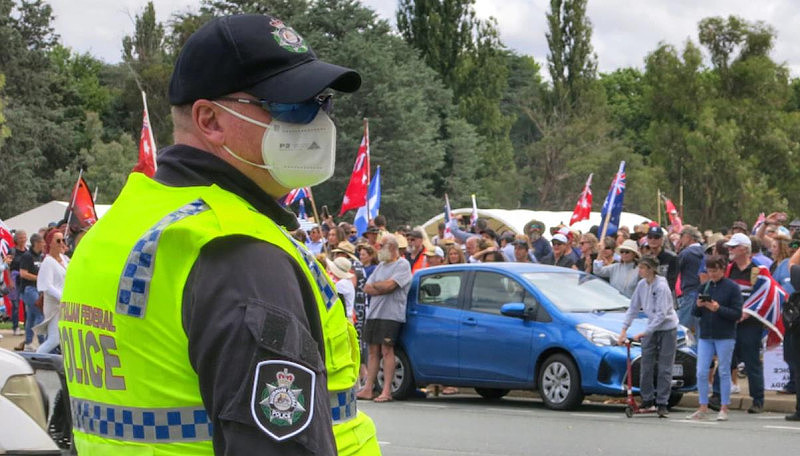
[192,100,226,147]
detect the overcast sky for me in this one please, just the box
[48,0,800,77]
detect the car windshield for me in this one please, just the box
[521,271,631,312]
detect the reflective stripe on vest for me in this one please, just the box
[330,387,357,424]
[285,234,338,310]
[71,397,212,443]
[117,199,210,318]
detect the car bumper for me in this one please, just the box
[587,346,698,396]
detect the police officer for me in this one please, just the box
[60,14,379,455]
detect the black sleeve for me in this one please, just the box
[791,264,800,291]
[716,281,743,322]
[182,236,336,456]
[666,254,679,290]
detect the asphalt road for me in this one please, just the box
[360,394,800,456]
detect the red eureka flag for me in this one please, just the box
[132,91,158,177]
[339,120,370,215]
[65,173,98,232]
[569,174,593,225]
[662,195,683,232]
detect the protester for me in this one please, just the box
[305,225,325,255]
[513,239,534,263]
[446,245,466,264]
[617,255,679,418]
[593,239,641,298]
[675,225,705,333]
[750,236,773,269]
[523,219,552,261]
[34,229,69,354]
[7,230,27,336]
[540,234,577,269]
[777,236,800,396]
[786,247,800,420]
[687,255,743,421]
[576,233,598,273]
[646,226,679,291]
[357,243,378,279]
[326,225,347,259]
[406,230,428,273]
[424,246,445,267]
[327,257,355,319]
[17,233,45,351]
[359,234,413,403]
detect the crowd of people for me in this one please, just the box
[300,211,800,421]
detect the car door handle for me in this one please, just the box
[408,309,418,315]
[462,318,477,326]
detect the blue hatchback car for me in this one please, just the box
[379,263,697,410]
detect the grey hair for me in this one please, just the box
[381,233,399,251]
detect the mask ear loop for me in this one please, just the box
[212,101,273,170]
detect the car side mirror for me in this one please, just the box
[500,302,528,319]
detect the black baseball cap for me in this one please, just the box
[169,14,361,105]
[646,226,663,238]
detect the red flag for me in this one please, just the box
[1,218,15,313]
[65,174,98,232]
[569,174,593,225]
[340,120,370,215]
[663,196,683,232]
[132,91,158,177]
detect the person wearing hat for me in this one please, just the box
[593,239,641,298]
[646,225,679,292]
[59,14,379,455]
[539,233,577,269]
[617,255,679,418]
[731,220,749,235]
[327,257,356,319]
[675,225,706,334]
[406,230,428,273]
[423,246,446,267]
[710,232,766,414]
[364,225,381,250]
[524,219,552,261]
[512,239,534,263]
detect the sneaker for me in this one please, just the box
[708,395,721,412]
[640,399,655,410]
[12,328,21,336]
[785,414,800,421]
[686,410,708,420]
[747,403,764,414]
[23,344,35,352]
[730,384,741,394]
[657,405,669,418]
[716,410,729,421]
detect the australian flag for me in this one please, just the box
[599,161,626,237]
[741,265,786,347]
[354,166,381,237]
[282,187,310,207]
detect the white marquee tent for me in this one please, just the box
[421,208,651,239]
[4,201,112,235]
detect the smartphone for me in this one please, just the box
[699,294,712,302]
[321,205,330,219]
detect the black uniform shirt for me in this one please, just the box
[154,145,336,455]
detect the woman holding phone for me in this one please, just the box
[687,255,743,421]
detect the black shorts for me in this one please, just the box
[364,319,403,346]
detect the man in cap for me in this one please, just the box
[406,230,428,273]
[711,233,765,413]
[539,234,577,269]
[646,226,679,291]
[731,221,749,235]
[675,225,705,334]
[424,246,446,267]
[60,14,378,455]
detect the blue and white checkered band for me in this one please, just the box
[71,397,212,443]
[117,200,209,318]
[330,387,358,424]
[285,234,337,310]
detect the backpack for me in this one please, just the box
[784,291,800,330]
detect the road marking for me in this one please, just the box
[756,415,787,420]
[675,419,717,425]
[764,425,800,431]
[486,408,534,414]
[404,403,448,409]
[378,441,391,445]
[570,413,621,419]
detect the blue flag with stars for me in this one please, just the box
[599,161,626,237]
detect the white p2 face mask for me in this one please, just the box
[213,102,337,189]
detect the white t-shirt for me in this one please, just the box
[334,277,355,319]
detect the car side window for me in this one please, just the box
[470,272,526,315]
[418,273,463,308]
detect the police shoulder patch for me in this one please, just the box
[251,360,316,441]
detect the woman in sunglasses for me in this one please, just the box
[34,228,70,354]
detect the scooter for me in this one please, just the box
[623,339,657,418]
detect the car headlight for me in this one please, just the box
[576,323,620,346]
[679,324,696,348]
[1,374,48,430]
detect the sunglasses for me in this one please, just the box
[349,231,357,235]
[215,93,333,124]
[55,238,64,244]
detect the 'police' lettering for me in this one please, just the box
[61,325,126,391]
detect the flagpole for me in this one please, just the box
[599,173,618,245]
[307,187,322,227]
[363,118,371,225]
[65,168,84,229]
[93,186,99,202]
[657,189,662,227]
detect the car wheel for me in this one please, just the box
[667,392,683,409]
[538,353,584,410]
[377,348,415,400]
[475,388,510,400]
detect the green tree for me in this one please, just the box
[545,0,598,114]
[0,74,9,148]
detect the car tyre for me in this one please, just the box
[377,348,415,400]
[667,392,683,409]
[538,353,584,410]
[475,388,510,400]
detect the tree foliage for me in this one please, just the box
[1,0,799,231]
